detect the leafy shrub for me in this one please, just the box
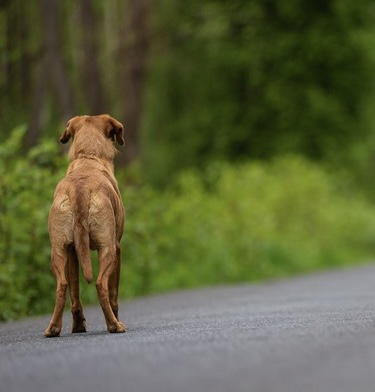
[122,156,375,296]
[0,127,66,320]
[2,130,375,321]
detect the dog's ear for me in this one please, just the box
[60,117,77,144]
[105,116,125,146]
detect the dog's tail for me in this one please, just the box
[72,188,93,284]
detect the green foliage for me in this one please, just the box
[122,156,375,296]
[143,0,375,185]
[0,127,66,320]
[2,132,375,321]
[2,2,375,323]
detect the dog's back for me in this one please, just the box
[49,155,124,283]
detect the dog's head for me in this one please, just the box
[60,115,124,145]
[60,115,124,161]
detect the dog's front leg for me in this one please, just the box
[44,248,68,337]
[67,246,87,333]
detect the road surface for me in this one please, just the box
[2,264,375,392]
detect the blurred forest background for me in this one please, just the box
[2,0,375,320]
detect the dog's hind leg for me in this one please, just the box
[108,243,121,320]
[67,246,87,333]
[44,248,68,337]
[96,246,126,333]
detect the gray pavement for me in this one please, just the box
[2,264,375,392]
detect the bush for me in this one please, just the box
[0,127,66,320]
[122,156,375,296]
[2,130,375,321]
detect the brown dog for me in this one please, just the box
[44,114,126,337]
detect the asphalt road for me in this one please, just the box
[2,264,375,392]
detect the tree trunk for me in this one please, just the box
[80,0,106,114]
[25,0,74,148]
[25,54,48,147]
[117,0,152,166]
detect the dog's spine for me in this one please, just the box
[73,188,93,284]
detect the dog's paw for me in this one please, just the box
[72,315,87,333]
[108,321,126,333]
[72,323,87,333]
[44,325,61,338]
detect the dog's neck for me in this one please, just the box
[67,155,115,175]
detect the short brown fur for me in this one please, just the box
[44,114,126,337]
